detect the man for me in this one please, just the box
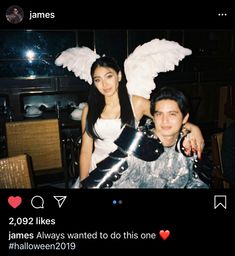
[81,87,208,188]
[6,7,23,24]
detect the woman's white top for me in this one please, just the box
[91,118,122,170]
[72,95,137,188]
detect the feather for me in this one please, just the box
[124,38,192,99]
[55,46,100,84]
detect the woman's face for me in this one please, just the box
[93,66,121,97]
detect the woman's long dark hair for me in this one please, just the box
[86,56,135,139]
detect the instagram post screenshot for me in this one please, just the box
[0,4,234,255]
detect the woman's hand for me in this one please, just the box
[182,123,205,159]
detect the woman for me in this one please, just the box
[74,56,204,187]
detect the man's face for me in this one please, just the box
[13,8,18,14]
[153,99,189,140]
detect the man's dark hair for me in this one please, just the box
[150,86,190,117]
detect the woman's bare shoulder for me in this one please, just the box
[131,95,151,119]
[132,95,149,104]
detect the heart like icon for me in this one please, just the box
[8,196,22,208]
[159,230,170,240]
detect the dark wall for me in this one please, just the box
[0,29,235,125]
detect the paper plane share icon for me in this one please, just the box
[53,196,67,208]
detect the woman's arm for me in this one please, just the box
[79,105,94,181]
[132,95,152,121]
[183,122,205,159]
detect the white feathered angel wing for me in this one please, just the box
[55,47,100,84]
[124,38,192,99]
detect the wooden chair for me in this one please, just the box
[5,119,67,187]
[0,154,34,188]
[211,132,230,188]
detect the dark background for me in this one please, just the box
[0,189,234,255]
[0,6,234,181]
[0,5,234,254]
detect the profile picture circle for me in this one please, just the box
[6,5,24,24]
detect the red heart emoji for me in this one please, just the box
[8,196,22,208]
[159,230,170,240]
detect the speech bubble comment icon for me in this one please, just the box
[31,195,44,209]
